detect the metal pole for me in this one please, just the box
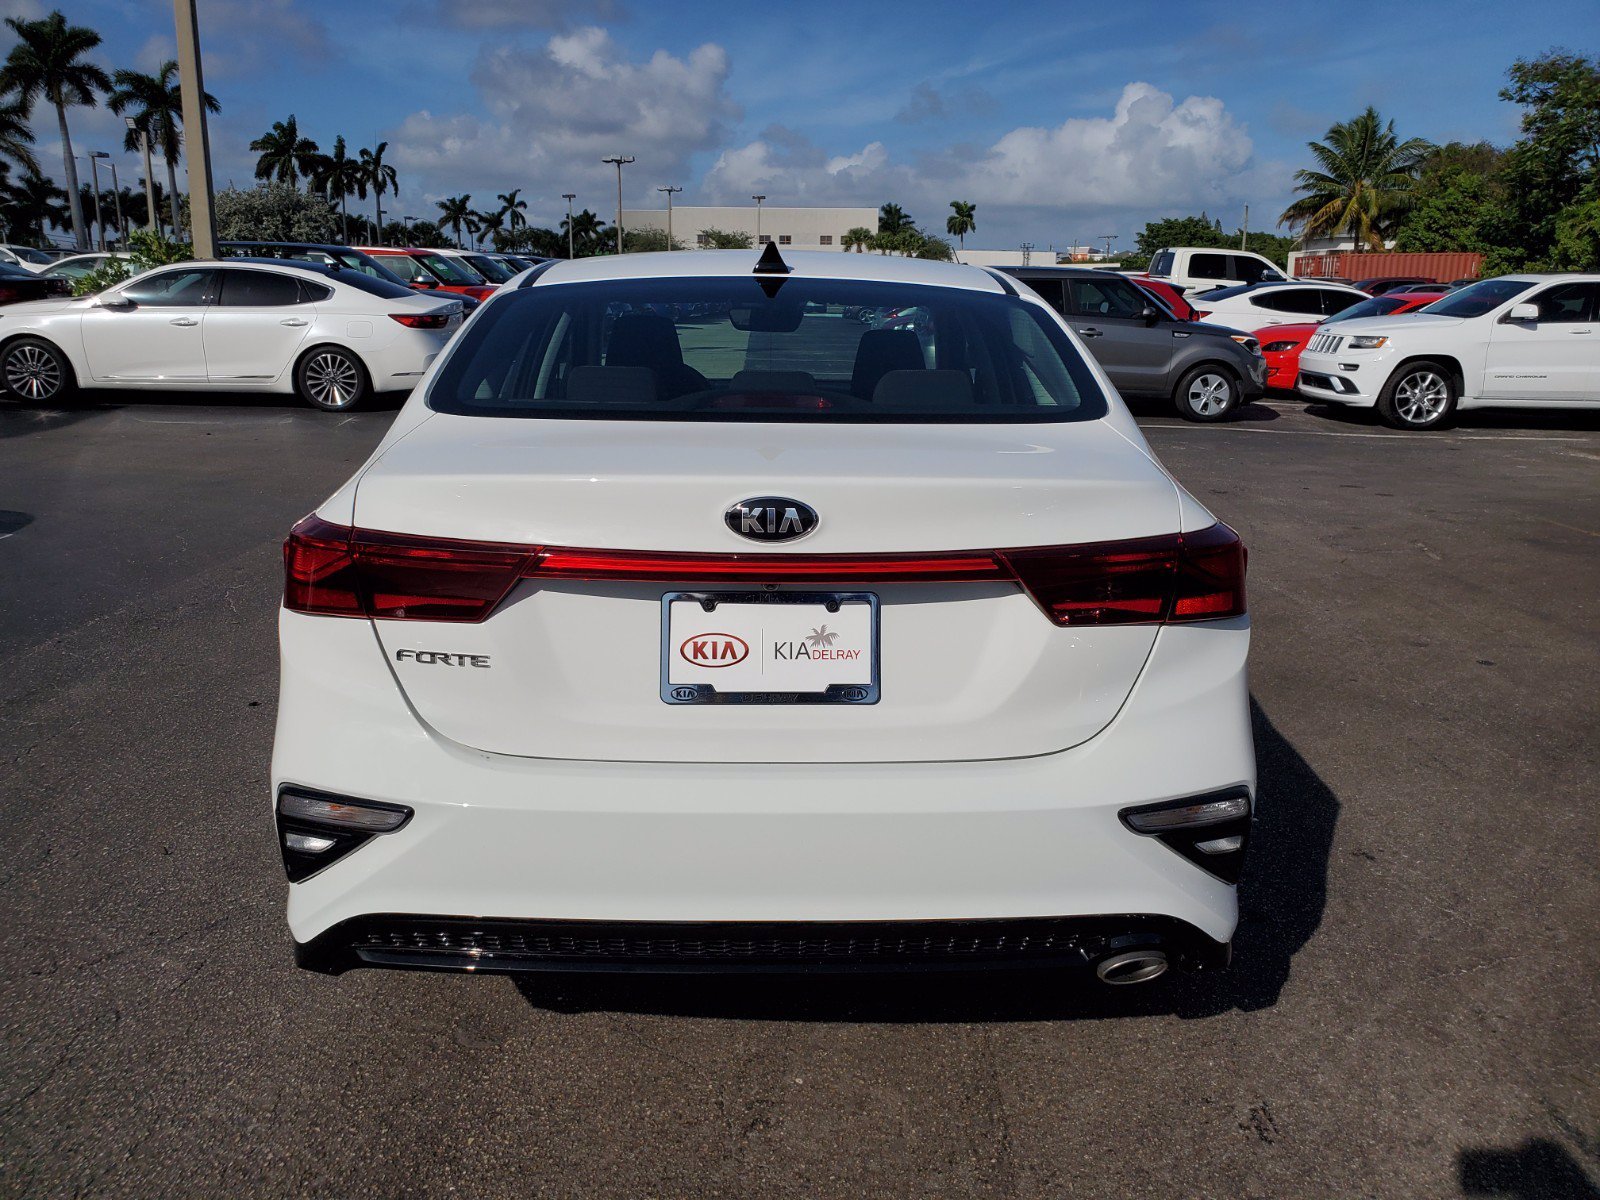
[657,185,681,250]
[1241,204,1248,251]
[601,156,632,253]
[87,156,105,251]
[108,162,126,244]
[129,120,156,230]
[562,193,575,258]
[172,0,217,256]
[751,194,764,242]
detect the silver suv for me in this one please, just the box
[1003,267,1266,421]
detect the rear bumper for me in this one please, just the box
[273,612,1255,969]
[295,913,1231,976]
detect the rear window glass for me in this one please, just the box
[1328,295,1407,322]
[322,270,416,300]
[429,277,1108,423]
[1148,251,1174,276]
[416,253,482,284]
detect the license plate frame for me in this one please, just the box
[660,590,880,705]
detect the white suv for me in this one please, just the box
[1297,275,1600,429]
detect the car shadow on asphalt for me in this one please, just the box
[1457,1138,1600,1199]
[510,699,1338,1023]
[0,399,114,438]
[1124,397,1283,424]
[1300,400,1600,434]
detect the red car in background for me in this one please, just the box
[1257,291,1446,391]
[1131,276,1201,320]
[354,246,498,302]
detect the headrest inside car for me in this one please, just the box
[564,365,660,405]
[870,369,976,410]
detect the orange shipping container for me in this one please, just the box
[1294,251,1484,283]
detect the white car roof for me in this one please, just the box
[530,249,1008,292]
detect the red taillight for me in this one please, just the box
[1194,310,1211,318]
[284,515,533,621]
[389,312,449,329]
[283,518,1244,625]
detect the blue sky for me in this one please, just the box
[5,0,1595,249]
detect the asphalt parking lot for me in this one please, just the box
[2,391,1597,1198]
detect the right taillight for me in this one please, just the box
[388,312,449,329]
[284,518,1244,627]
[999,524,1245,626]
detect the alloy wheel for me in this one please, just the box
[1394,371,1449,425]
[5,344,62,401]
[1187,372,1232,416]
[304,352,361,410]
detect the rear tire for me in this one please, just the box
[295,346,369,412]
[1377,361,1456,430]
[1172,365,1239,422]
[1,337,77,406]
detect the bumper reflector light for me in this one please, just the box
[276,788,413,883]
[1120,790,1252,884]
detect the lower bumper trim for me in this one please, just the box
[294,913,1231,976]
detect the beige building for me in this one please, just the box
[622,205,879,252]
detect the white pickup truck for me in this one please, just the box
[1295,275,1600,429]
[1144,247,1288,295]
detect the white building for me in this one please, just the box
[622,206,879,252]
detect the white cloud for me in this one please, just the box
[388,27,736,224]
[704,82,1268,242]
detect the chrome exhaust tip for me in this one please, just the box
[1095,948,1169,985]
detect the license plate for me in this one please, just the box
[661,591,879,705]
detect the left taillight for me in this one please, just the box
[388,312,450,329]
[283,515,533,621]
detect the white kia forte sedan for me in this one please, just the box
[0,259,463,411]
[273,248,1255,985]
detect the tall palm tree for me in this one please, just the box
[108,60,218,237]
[842,226,873,253]
[250,114,320,188]
[310,134,362,243]
[1279,107,1433,251]
[0,11,112,249]
[945,200,976,254]
[357,141,397,243]
[436,193,473,248]
[476,206,505,250]
[0,99,37,174]
[878,202,913,234]
[496,188,527,235]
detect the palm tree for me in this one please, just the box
[108,60,218,237]
[878,202,913,234]
[310,134,362,242]
[250,114,320,188]
[1,168,66,241]
[0,12,112,249]
[945,200,976,255]
[0,99,37,173]
[476,207,505,250]
[1279,107,1433,251]
[436,193,473,247]
[357,141,397,243]
[496,188,527,235]
[562,208,605,256]
[842,225,873,253]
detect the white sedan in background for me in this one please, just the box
[1194,280,1369,330]
[0,258,464,411]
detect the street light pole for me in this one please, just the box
[751,194,765,242]
[87,153,106,251]
[172,0,218,256]
[1099,234,1118,260]
[562,193,576,258]
[126,116,157,231]
[601,155,633,254]
[657,185,682,250]
[107,160,126,245]
[403,215,415,237]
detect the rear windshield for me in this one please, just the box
[428,277,1108,423]
[324,270,417,300]
[1422,278,1536,317]
[417,253,483,284]
[466,254,515,283]
[1148,251,1173,277]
